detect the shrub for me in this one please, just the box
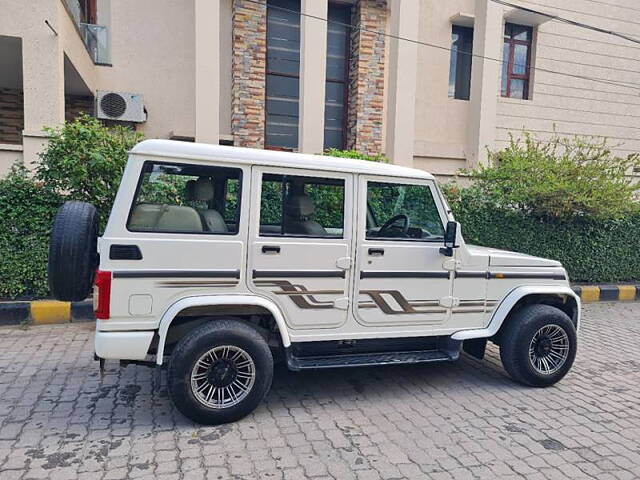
[0,164,62,298]
[462,133,640,219]
[37,114,143,223]
[324,148,389,163]
[0,116,141,299]
[447,186,640,283]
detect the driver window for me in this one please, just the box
[366,181,445,241]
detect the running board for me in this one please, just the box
[286,349,458,371]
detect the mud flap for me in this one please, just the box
[463,338,487,360]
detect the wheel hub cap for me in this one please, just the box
[190,345,256,409]
[528,324,570,375]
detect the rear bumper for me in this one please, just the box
[94,330,155,360]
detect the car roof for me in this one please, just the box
[130,139,435,180]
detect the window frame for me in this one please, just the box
[364,178,447,244]
[324,2,352,150]
[265,0,301,151]
[448,24,474,101]
[258,172,347,240]
[126,160,243,236]
[502,22,533,100]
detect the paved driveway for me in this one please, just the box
[0,303,638,480]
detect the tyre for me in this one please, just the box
[168,319,274,425]
[499,304,577,387]
[48,201,99,301]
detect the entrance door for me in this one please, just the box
[353,176,453,328]
[248,167,354,330]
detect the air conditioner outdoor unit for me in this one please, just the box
[95,90,146,122]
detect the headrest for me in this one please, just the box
[194,177,214,201]
[285,194,315,218]
[185,180,196,201]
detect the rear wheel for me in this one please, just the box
[168,319,273,425]
[499,304,577,387]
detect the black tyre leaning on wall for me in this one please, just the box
[48,201,99,302]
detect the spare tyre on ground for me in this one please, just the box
[48,201,99,302]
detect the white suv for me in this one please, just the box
[48,140,579,425]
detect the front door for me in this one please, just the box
[353,176,453,328]
[248,167,354,330]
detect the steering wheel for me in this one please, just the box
[379,214,410,236]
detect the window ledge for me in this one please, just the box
[0,143,23,152]
[498,96,533,105]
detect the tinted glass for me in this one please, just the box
[448,25,473,100]
[324,3,351,150]
[129,162,242,234]
[266,0,301,149]
[513,44,529,75]
[260,174,345,237]
[366,182,444,241]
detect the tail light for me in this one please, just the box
[94,270,112,320]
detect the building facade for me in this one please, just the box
[1,0,639,176]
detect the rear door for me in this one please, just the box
[247,167,354,330]
[353,176,452,328]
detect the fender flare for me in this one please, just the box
[155,295,291,364]
[451,285,581,341]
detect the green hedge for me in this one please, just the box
[0,165,62,298]
[451,190,640,283]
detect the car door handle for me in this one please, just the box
[262,245,281,254]
[368,248,384,256]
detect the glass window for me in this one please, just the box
[366,182,444,241]
[448,25,473,100]
[259,174,345,238]
[502,22,533,99]
[324,3,351,150]
[266,0,301,150]
[128,162,242,234]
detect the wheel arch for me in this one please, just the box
[155,295,291,365]
[451,285,581,341]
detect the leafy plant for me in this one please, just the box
[324,148,389,163]
[461,133,640,219]
[0,163,62,298]
[36,114,143,222]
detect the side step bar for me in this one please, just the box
[286,349,458,371]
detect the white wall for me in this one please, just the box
[494,0,640,159]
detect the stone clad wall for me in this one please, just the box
[346,0,387,156]
[232,0,267,148]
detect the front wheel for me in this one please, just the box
[499,304,577,387]
[168,319,273,425]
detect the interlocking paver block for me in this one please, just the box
[0,304,638,479]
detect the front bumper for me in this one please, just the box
[94,330,154,360]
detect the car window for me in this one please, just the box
[259,173,345,238]
[128,161,242,234]
[366,181,444,241]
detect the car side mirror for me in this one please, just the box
[440,221,460,257]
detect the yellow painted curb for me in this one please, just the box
[30,301,71,325]
[579,286,600,303]
[618,285,637,301]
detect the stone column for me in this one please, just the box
[298,0,328,154]
[346,0,387,156]
[231,0,267,148]
[467,0,503,167]
[195,0,220,144]
[385,0,419,167]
